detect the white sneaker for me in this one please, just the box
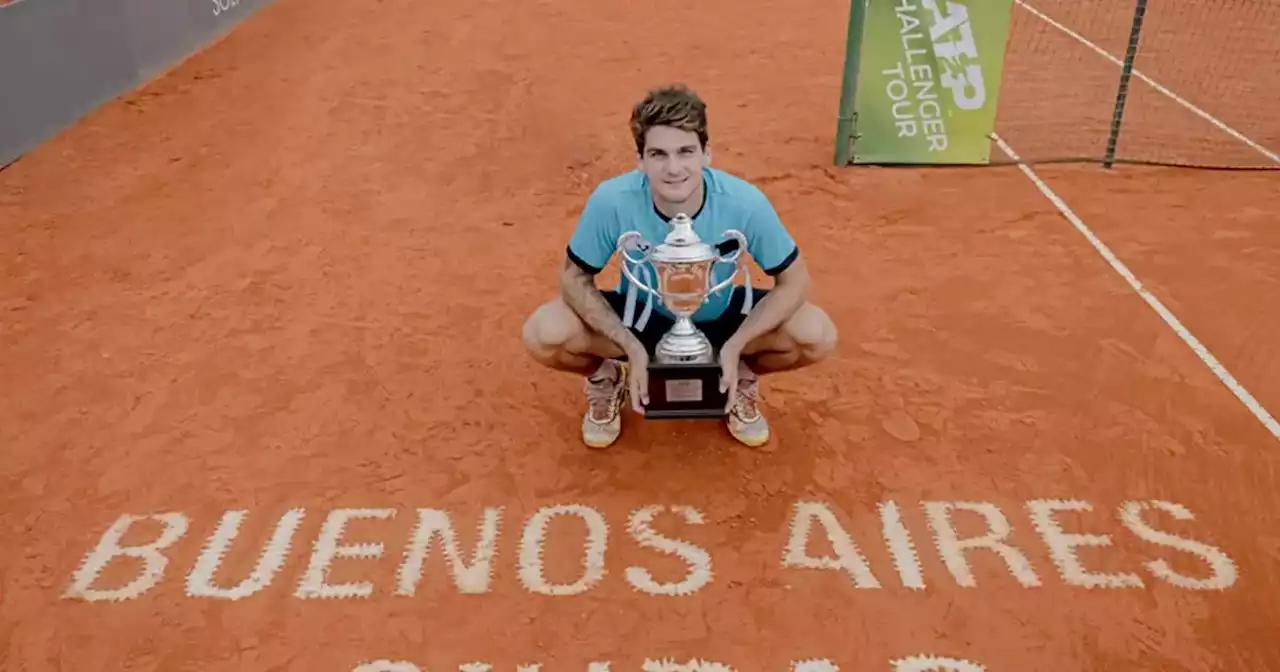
[582,360,627,449]
[727,362,769,447]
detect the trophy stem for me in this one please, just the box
[655,315,714,365]
[669,316,698,337]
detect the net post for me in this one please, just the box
[1103,0,1148,169]
[834,0,868,166]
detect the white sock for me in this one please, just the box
[737,359,757,381]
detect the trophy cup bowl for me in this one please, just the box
[617,213,749,419]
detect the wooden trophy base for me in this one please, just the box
[643,359,729,420]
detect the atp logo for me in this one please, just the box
[921,0,988,111]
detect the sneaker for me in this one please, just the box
[582,359,628,449]
[727,362,770,447]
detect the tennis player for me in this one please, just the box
[522,84,837,448]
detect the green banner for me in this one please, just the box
[850,0,1015,164]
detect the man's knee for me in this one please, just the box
[784,303,838,362]
[522,298,586,362]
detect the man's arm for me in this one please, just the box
[558,257,644,355]
[558,180,644,354]
[724,254,811,352]
[722,184,810,351]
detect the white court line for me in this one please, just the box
[1015,0,1280,164]
[991,131,1280,442]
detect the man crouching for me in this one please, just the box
[521,84,837,449]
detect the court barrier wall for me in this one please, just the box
[1,0,272,168]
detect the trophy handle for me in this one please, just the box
[616,231,660,297]
[707,229,748,295]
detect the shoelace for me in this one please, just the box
[585,373,620,420]
[733,376,761,421]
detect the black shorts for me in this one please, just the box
[602,285,768,357]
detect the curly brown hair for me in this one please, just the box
[629,84,709,155]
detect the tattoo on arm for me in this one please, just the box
[559,259,638,352]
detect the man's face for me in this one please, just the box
[638,125,710,208]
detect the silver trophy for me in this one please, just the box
[616,213,749,418]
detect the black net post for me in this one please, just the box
[1103,0,1149,169]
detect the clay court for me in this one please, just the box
[3,0,1280,669]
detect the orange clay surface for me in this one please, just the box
[2,0,1280,670]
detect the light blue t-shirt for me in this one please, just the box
[566,167,799,323]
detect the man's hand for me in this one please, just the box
[625,342,650,414]
[718,341,742,412]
